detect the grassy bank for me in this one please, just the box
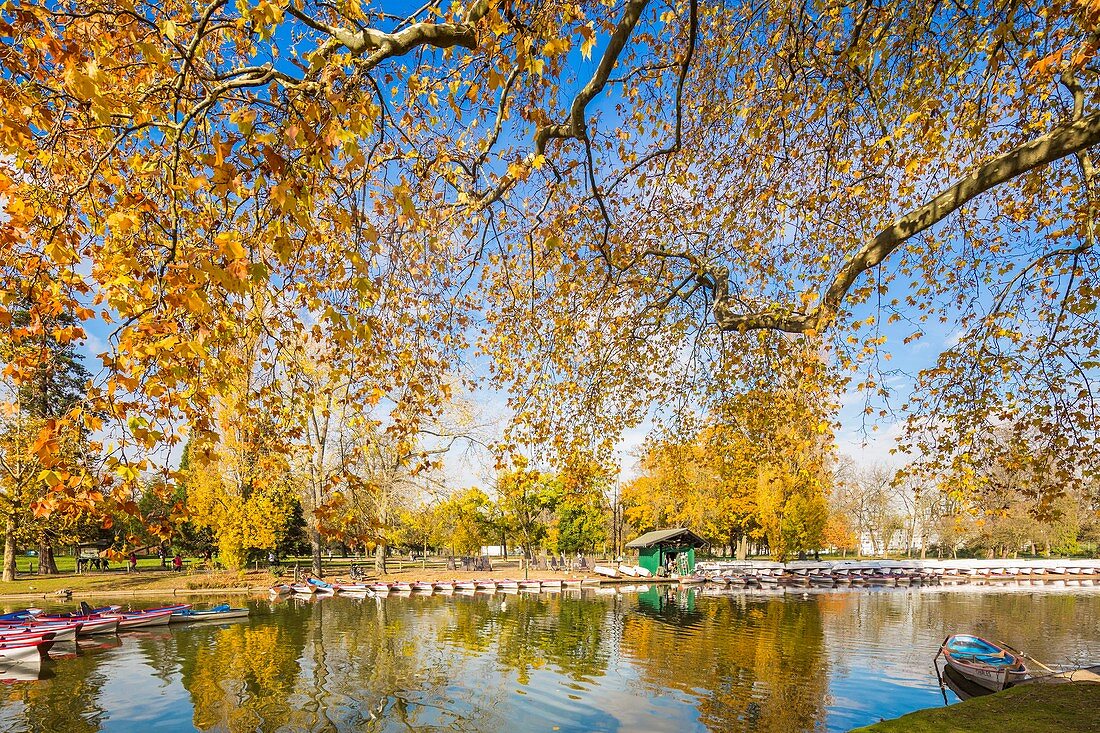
[851,682,1100,732]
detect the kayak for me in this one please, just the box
[171,604,250,623]
[942,635,1029,691]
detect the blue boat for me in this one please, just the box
[942,634,1029,691]
[170,604,250,623]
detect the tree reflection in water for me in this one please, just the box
[0,588,1097,732]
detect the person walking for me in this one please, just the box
[128,552,137,573]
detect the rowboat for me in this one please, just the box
[29,605,120,621]
[634,566,652,578]
[306,577,337,594]
[0,621,80,642]
[0,630,58,646]
[617,565,638,577]
[540,579,563,589]
[411,581,434,592]
[497,579,519,590]
[171,605,250,623]
[289,583,317,595]
[678,575,706,585]
[72,617,120,635]
[269,584,293,595]
[390,581,412,592]
[335,583,370,594]
[433,581,455,592]
[474,579,497,590]
[593,565,618,578]
[519,579,542,590]
[369,582,391,593]
[562,579,583,587]
[117,606,186,630]
[0,638,54,662]
[455,581,477,591]
[941,635,1029,691]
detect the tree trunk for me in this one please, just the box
[374,542,387,575]
[2,518,16,582]
[37,536,58,575]
[310,529,323,577]
[735,535,749,561]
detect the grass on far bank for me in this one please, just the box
[850,682,1100,732]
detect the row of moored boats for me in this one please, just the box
[695,560,1100,587]
[271,577,607,597]
[0,603,249,662]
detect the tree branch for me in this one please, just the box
[713,109,1100,333]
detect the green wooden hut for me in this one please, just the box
[627,528,708,576]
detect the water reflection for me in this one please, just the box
[0,586,1097,732]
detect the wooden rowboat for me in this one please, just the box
[941,635,1029,691]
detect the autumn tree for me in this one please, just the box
[3,0,1099,531]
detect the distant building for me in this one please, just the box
[626,528,708,576]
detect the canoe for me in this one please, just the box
[171,605,250,623]
[942,635,1029,691]
[0,638,53,662]
[290,583,317,595]
[593,565,618,578]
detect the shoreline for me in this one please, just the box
[1,572,1098,602]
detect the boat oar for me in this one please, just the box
[996,640,1059,675]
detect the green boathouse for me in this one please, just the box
[627,528,708,576]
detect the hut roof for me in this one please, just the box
[626,528,708,549]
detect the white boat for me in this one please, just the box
[593,565,618,578]
[336,583,370,593]
[498,579,519,590]
[171,605,250,623]
[942,635,1028,691]
[634,566,652,577]
[540,579,563,589]
[455,581,477,591]
[411,581,435,592]
[369,582,391,593]
[433,581,455,591]
[617,565,638,577]
[474,579,496,590]
[0,639,52,662]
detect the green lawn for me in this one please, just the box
[851,682,1100,732]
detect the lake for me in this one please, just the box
[1,582,1099,732]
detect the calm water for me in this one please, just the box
[1,583,1100,732]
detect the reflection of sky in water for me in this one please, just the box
[0,585,1098,732]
